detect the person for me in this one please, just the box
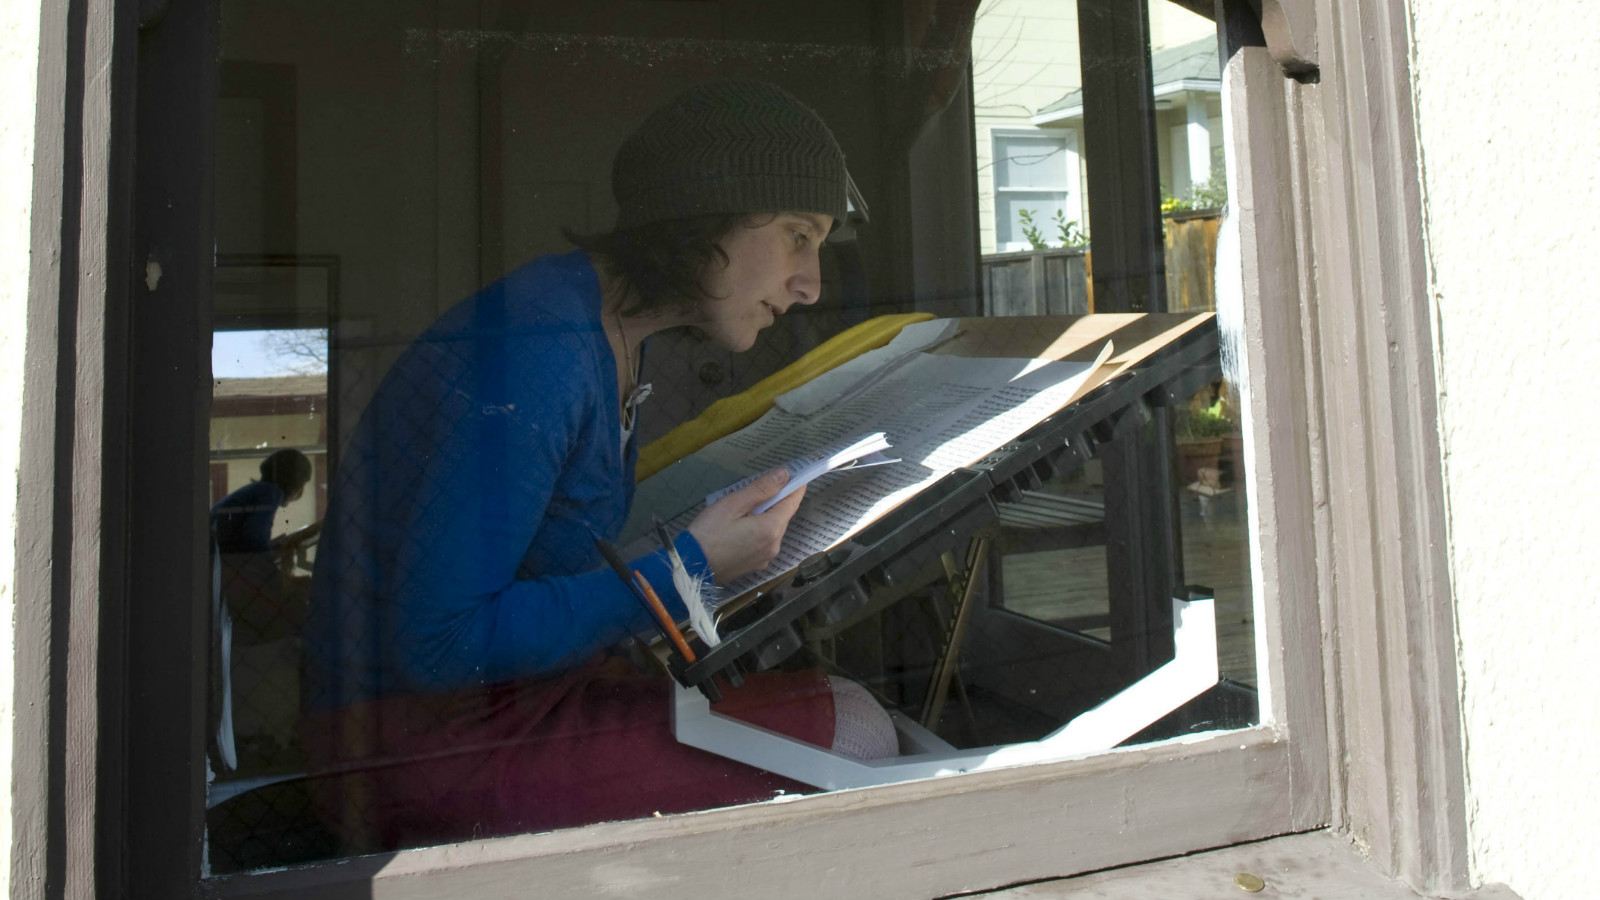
[212,448,314,645]
[211,449,315,770]
[212,448,313,554]
[301,80,897,851]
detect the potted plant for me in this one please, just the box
[1173,395,1234,485]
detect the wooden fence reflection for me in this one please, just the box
[1162,209,1222,312]
[980,209,1223,315]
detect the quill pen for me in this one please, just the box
[655,515,719,647]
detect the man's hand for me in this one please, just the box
[688,468,806,585]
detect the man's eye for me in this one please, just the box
[792,230,809,247]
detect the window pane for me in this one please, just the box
[993,135,1071,189]
[995,189,1069,251]
[202,0,1258,874]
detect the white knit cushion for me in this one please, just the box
[828,677,899,760]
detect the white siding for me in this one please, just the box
[970,0,1214,253]
[971,0,1084,253]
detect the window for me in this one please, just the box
[40,0,1467,894]
[182,0,1269,875]
[990,130,1081,251]
[180,0,1276,883]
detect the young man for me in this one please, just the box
[302,80,896,851]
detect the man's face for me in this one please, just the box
[697,212,832,352]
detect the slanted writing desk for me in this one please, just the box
[658,312,1226,745]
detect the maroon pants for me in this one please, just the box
[303,657,834,851]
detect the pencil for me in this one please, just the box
[633,570,696,663]
[652,514,684,572]
[592,534,698,664]
[593,537,679,647]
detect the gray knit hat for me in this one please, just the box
[612,80,848,230]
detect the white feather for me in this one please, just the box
[672,564,720,647]
[656,517,721,648]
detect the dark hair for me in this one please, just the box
[565,213,749,318]
[259,449,312,493]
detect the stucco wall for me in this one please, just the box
[1410,3,1600,898]
[0,1,41,895]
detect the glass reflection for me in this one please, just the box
[203,0,1258,873]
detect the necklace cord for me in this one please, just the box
[614,309,643,432]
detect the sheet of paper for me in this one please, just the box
[631,350,1105,598]
[773,317,962,416]
[704,432,896,514]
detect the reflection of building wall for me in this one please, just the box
[209,411,322,451]
[971,0,1216,254]
[1151,89,1224,200]
[1145,1,1221,195]
[970,0,1084,255]
[210,375,328,536]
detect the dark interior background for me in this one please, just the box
[215,0,985,450]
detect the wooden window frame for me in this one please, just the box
[9,0,1467,896]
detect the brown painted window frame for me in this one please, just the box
[9,0,1469,897]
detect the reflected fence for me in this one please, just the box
[980,209,1223,317]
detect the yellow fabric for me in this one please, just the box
[637,312,937,481]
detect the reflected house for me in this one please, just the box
[972,4,1222,317]
[971,2,1220,258]
[1030,35,1225,208]
[1027,35,1227,315]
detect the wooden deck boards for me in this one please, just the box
[994,491,1256,688]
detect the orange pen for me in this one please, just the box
[633,569,697,663]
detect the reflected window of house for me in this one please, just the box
[991,131,1080,252]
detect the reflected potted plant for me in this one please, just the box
[1174,395,1234,485]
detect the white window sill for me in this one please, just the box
[973,831,1521,900]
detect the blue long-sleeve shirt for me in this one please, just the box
[304,249,711,709]
[212,480,285,553]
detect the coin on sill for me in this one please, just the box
[1234,872,1266,892]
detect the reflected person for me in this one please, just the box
[212,447,313,645]
[213,447,312,554]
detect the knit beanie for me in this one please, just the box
[612,80,848,230]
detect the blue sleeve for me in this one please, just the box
[374,336,715,695]
[239,492,278,551]
[211,481,282,553]
[389,461,714,694]
[470,532,712,688]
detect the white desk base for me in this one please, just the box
[673,597,1219,791]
